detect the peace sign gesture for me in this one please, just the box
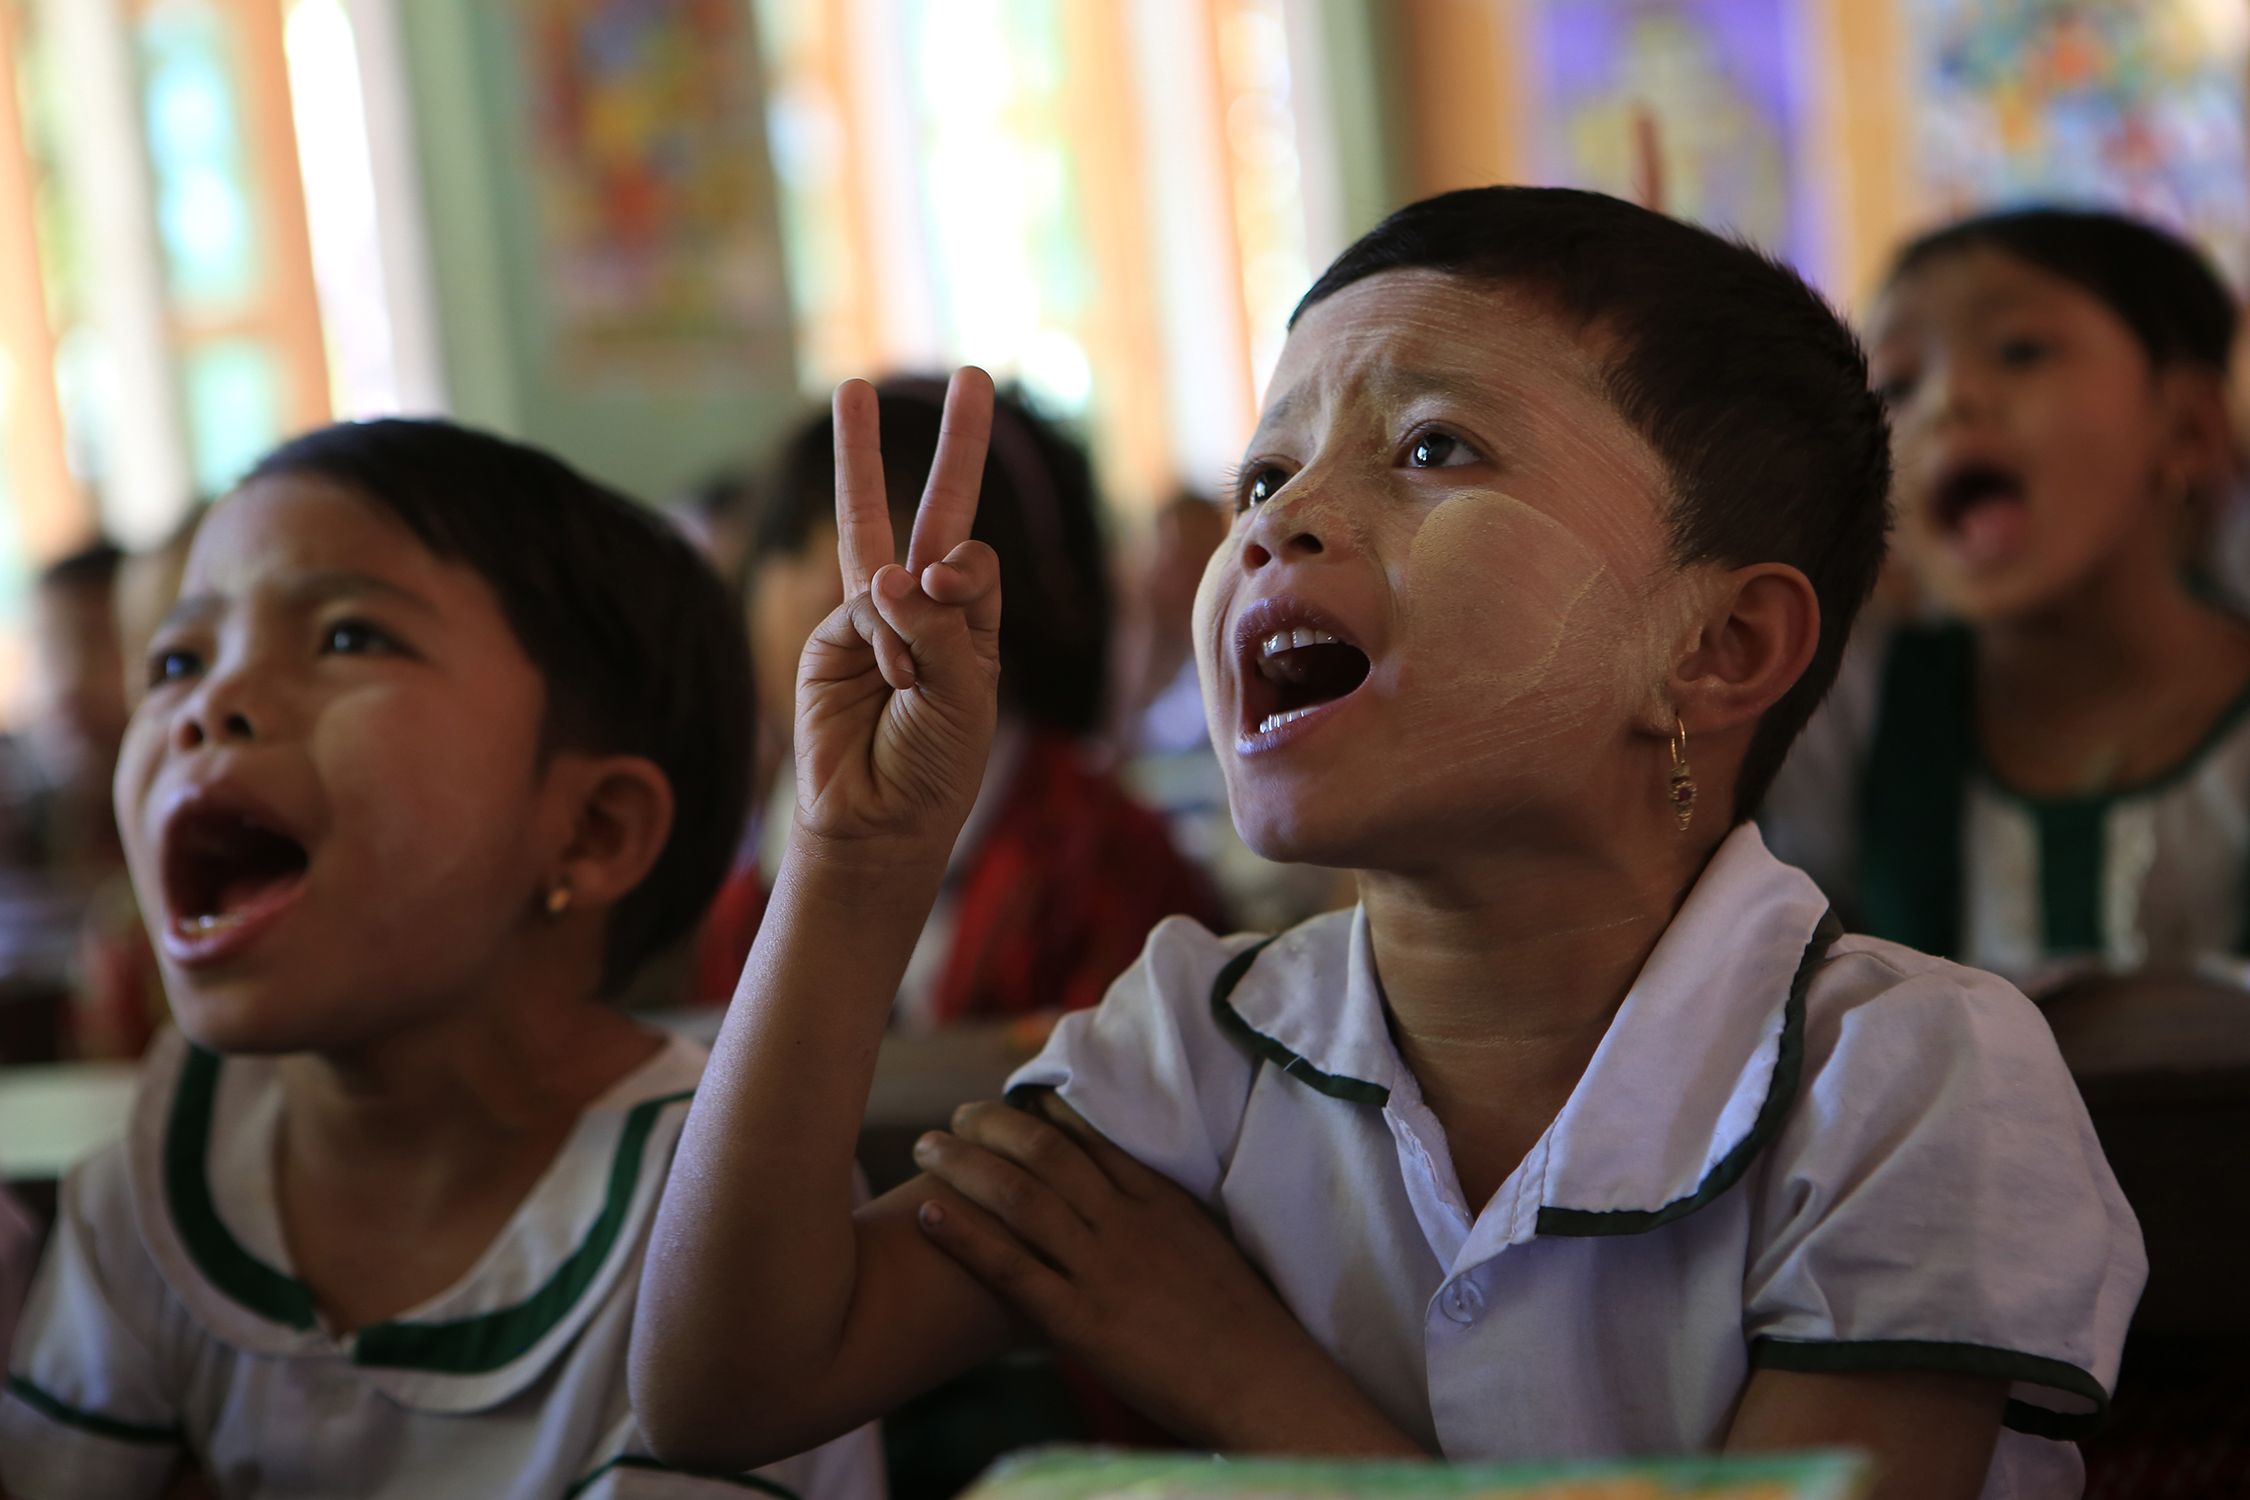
[793,368,1002,853]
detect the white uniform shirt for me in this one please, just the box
[1761,620,2250,993]
[0,1029,883,1500]
[1009,825,2144,1500]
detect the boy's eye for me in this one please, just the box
[1239,465,1289,510]
[1407,432,1475,468]
[1873,372,1918,408]
[321,619,392,656]
[147,648,201,688]
[1997,336,2050,369]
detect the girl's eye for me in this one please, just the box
[1874,372,1918,408]
[321,619,392,656]
[1997,336,2050,369]
[1239,465,1288,510]
[147,648,201,688]
[1407,432,1474,468]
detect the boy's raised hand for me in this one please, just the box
[796,369,1000,853]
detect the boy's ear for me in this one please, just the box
[2157,366,2238,497]
[1671,563,1820,736]
[551,754,675,913]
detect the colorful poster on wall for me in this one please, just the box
[1909,0,2250,286]
[1523,0,1820,275]
[517,0,789,366]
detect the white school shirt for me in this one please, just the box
[0,1029,883,1500]
[1760,619,2250,993]
[1009,824,2144,1500]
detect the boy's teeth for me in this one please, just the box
[1257,706,1321,734]
[187,913,245,934]
[1260,627,1341,658]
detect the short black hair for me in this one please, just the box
[40,541,123,595]
[1293,186,1892,819]
[245,419,754,994]
[1888,207,2237,375]
[753,380,1111,736]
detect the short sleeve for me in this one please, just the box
[1742,941,2144,1442]
[1005,915,1264,1203]
[0,1146,184,1500]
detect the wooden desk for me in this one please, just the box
[0,1060,138,1182]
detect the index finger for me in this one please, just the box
[906,367,995,576]
[833,378,893,599]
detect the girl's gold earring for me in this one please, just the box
[544,881,573,919]
[1668,717,1697,832]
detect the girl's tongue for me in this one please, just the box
[1951,493,2031,567]
[1936,464,2032,568]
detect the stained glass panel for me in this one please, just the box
[1910,0,2250,286]
[1524,0,1820,271]
[140,0,257,311]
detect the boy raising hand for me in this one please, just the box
[638,194,2140,1500]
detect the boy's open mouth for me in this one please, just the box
[1931,461,2031,563]
[1240,617,1372,737]
[163,805,310,938]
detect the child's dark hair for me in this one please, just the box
[1293,186,1892,820]
[1889,207,2236,374]
[753,380,1111,736]
[244,419,754,994]
[40,541,123,596]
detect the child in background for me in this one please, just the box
[69,505,216,1062]
[635,190,2141,1500]
[1760,209,2247,1009]
[0,421,880,1500]
[701,379,1222,1025]
[1110,489,1231,755]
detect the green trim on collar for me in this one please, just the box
[1750,1336,2108,1440]
[1210,936,1391,1107]
[1860,624,1975,957]
[2034,800,2105,954]
[1860,622,2250,959]
[564,1454,800,1499]
[5,1373,182,1445]
[166,1046,318,1330]
[1988,666,2250,808]
[354,1089,695,1373]
[163,1043,692,1373]
[1534,910,1842,1238]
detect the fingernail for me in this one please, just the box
[878,567,913,600]
[918,1201,945,1227]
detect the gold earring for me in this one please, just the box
[1668,717,1697,831]
[544,881,573,919]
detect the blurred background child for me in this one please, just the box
[702,379,1223,1032]
[1762,209,2245,1016]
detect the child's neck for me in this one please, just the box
[1360,825,1721,1215]
[1976,541,2250,797]
[272,956,663,1334]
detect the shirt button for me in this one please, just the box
[1439,1276,1484,1324]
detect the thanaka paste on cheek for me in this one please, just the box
[1198,268,1696,864]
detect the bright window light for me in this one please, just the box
[284,0,400,417]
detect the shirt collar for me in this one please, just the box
[1533,823,1834,1233]
[1217,824,1833,1236]
[128,1027,708,1411]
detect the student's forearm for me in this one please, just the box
[1197,1370,1429,1457]
[1726,1368,2004,1500]
[633,830,969,1463]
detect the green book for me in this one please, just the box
[963,1447,1870,1500]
